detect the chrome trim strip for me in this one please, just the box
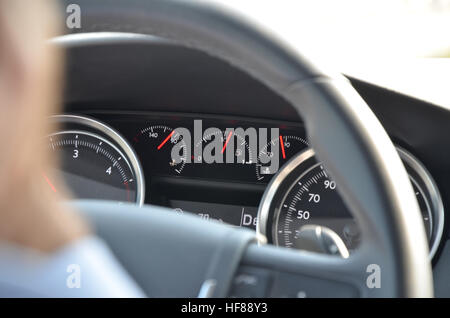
[397,147,444,260]
[50,32,173,46]
[197,279,217,298]
[256,148,315,242]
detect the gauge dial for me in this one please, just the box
[256,135,308,182]
[133,125,187,175]
[47,131,139,203]
[258,148,444,259]
[188,129,256,181]
[274,162,432,251]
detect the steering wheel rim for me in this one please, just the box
[60,0,433,297]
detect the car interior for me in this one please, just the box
[33,0,450,298]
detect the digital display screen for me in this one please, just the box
[170,200,258,230]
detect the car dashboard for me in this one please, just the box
[53,33,450,296]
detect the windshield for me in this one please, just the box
[220,0,450,62]
[216,0,450,106]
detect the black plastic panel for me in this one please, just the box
[63,41,300,121]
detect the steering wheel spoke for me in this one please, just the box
[233,243,388,298]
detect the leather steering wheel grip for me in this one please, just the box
[59,0,433,297]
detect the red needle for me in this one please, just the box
[42,172,57,193]
[157,131,175,150]
[221,131,233,154]
[279,135,286,159]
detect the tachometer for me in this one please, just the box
[47,115,144,204]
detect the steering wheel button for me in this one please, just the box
[228,266,271,298]
[269,272,359,298]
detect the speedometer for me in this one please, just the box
[258,147,444,259]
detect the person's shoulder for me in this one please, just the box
[0,236,145,298]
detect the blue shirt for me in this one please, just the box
[0,236,145,297]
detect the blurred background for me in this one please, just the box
[217,0,450,106]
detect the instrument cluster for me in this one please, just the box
[47,112,444,259]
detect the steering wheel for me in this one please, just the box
[62,0,432,297]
